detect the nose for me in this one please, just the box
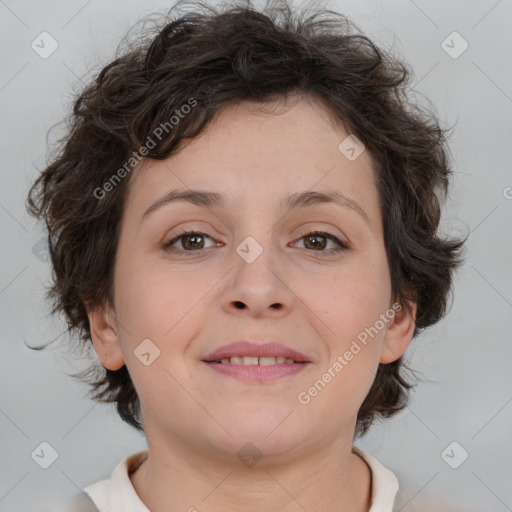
[220,240,293,318]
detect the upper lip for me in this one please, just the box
[203,341,311,362]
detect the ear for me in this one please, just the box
[84,301,125,371]
[379,300,417,364]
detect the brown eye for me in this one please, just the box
[180,233,205,250]
[303,233,328,250]
[162,230,219,254]
[293,231,349,254]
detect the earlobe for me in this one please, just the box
[379,300,417,364]
[84,301,125,371]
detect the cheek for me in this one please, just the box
[113,261,215,393]
[115,277,170,339]
[114,256,202,341]
[306,248,391,331]
[299,247,390,379]
[113,267,199,420]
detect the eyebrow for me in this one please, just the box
[140,188,370,227]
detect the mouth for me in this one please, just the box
[202,341,311,382]
[202,359,310,382]
[207,356,301,365]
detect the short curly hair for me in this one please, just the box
[26,0,466,437]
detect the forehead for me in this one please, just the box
[123,96,380,227]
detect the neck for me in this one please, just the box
[130,435,372,512]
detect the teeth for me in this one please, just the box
[217,356,298,365]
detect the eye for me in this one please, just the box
[161,230,220,255]
[292,230,349,254]
[161,229,350,256]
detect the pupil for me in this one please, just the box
[185,234,202,249]
[308,235,325,250]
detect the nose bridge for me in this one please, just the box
[221,226,292,315]
[233,230,279,286]
[230,201,279,266]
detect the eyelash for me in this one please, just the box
[161,229,350,256]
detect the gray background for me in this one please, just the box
[1,0,511,510]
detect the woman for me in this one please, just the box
[26,0,465,510]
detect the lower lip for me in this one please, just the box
[203,362,310,382]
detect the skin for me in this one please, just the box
[86,95,417,512]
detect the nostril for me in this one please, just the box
[234,301,245,309]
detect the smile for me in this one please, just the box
[202,340,311,381]
[203,358,309,382]
[211,356,298,365]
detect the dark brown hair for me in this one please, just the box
[26,0,466,437]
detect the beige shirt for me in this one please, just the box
[84,446,399,511]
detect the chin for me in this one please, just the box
[206,409,312,460]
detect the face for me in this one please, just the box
[89,96,415,462]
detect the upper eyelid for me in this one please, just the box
[165,221,347,239]
[164,229,348,251]
[166,229,343,241]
